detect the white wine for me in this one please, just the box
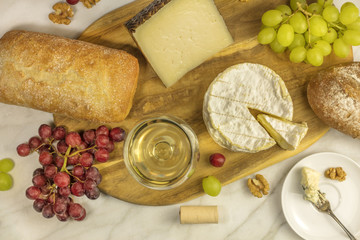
[124,116,199,190]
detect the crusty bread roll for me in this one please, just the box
[0,30,139,122]
[307,62,360,138]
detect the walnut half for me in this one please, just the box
[49,2,74,25]
[80,0,101,8]
[247,174,270,198]
[325,167,346,181]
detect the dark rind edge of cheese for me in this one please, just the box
[125,0,171,33]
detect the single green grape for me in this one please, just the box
[305,31,321,43]
[262,10,283,27]
[343,30,360,46]
[202,176,221,197]
[317,0,333,8]
[258,27,276,45]
[290,0,307,11]
[277,24,295,47]
[339,2,359,25]
[347,17,360,31]
[276,4,292,16]
[270,38,286,53]
[289,12,308,34]
[333,38,351,58]
[306,48,324,66]
[288,34,306,51]
[290,46,307,63]
[0,158,14,173]
[314,40,332,56]
[307,3,324,15]
[0,172,13,191]
[309,16,328,37]
[322,5,339,22]
[322,28,338,43]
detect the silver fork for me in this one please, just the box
[311,190,357,240]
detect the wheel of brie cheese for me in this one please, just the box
[203,63,294,153]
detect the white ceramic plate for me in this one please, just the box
[282,152,360,240]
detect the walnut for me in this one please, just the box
[80,0,101,8]
[49,2,74,25]
[247,174,270,198]
[325,167,346,181]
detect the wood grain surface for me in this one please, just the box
[54,0,353,205]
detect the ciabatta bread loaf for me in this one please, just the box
[307,62,360,138]
[0,30,139,122]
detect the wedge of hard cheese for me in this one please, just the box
[126,0,233,87]
[257,114,308,150]
[203,63,293,153]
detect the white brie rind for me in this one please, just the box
[203,63,293,153]
[257,114,308,150]
[301,167,321,204]
[203,90,276,152]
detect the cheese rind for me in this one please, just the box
[203,63,293,152]
[130,0,234,87]
[257,114,308,150]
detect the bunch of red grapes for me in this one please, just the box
[16,124,125,221]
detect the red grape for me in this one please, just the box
[39,151,53,166]
[85,187,100,200]
[71,182,84,197]
[96,125,109,136]
[95,134,109,148]
[94,148,109,163]
[106,140,115,153]
[66,0,79,5]
[17,143,31,156]
[29,136,42,149]
[110,127,126,142]
[53,200,67,215]
[74,208,86,221]
[68,203,85,220]
[65,132,82,147]
[33,199,46,212]
[78,141,88,150]
[79,152,93,167]
[32,174,47,187]
[26,186,41,200]
[33,168,44,176]
[42,204,55,218]
[83,129,96,144]
[56,211,70,221]
[54,172,70,188]
[59,186,71,197]
[84,179,96,191]
[41,183,52,195]
[209,153,226,167]
[72,165,85,178]
[52,126,66,140]
[85,167,102,185]
[57,140,68,154]
[38,124,52,140]
[54,155,65,168]
[67,153,80,165]
[44,164,57,179]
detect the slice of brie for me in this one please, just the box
[203,63,293,153]
[301,167,321,204]
[257,114,308,150]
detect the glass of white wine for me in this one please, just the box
[123,115,200,190]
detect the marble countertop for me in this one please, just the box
[0,0,360,239]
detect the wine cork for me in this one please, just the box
[179,206,218,224]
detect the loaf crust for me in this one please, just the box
[0,30,139,122]
[307,62,360,138]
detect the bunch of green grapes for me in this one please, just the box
[258,0,360,66]
[0,158,14,191]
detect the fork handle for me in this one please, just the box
[327,209,358,240]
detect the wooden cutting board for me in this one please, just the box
[54,0,353,205]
